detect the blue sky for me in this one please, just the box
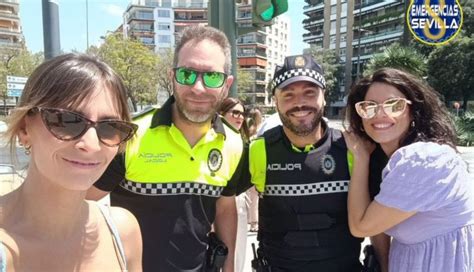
[20,0,307,55]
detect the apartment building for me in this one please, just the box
[265,15,290,105]
[303,0,406,116]
[0,0,23,48]
[123,0,290,106]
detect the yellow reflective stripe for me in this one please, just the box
[347,150,354,177]
[249,138,267,193]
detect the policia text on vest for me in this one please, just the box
[238,123,364,272]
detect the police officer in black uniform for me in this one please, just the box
[239,54,363,271]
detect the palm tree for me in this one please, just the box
[363,43,427,77]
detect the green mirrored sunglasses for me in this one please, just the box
[173,67,227,88]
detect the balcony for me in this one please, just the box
[354,0,387,11]
[352,28,403,47]
[0,27,21,36]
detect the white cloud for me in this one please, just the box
[101,4,124,17]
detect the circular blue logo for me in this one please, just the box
[407,0,463,45]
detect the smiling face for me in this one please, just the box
[223,103,245,130]
[275,81,325,136]
[20,86,121,191]
[362,82,412,155]
[173,39,233,124]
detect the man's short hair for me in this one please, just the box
[173,25,231,74]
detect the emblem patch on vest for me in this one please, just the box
[208,149,223,173]
[321,154,336,175]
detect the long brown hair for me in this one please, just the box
[5,53,133,156]
[219,97,250,141]
[345,68,457,149]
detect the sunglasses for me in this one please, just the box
[173,67,227,88]
[355,98,412,119]
[28,107,138,147]
[229,110,245,119]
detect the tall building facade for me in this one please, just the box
[123,0,290,106]
[265,15,290,105]
[303,0,405,116]
[0,0,23,48]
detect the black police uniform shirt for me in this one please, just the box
[239,121,363,271]
[93,96,245,272]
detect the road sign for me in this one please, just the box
[6,83,25,90]
[7,89,22,97]
[6,76,27,84]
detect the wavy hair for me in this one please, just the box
[345,68,457,149]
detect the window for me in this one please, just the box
[157,23,170,30]
[157,9,170,18]
[331,5,337,15]
[157,35,171,43]
[331,20,336,30]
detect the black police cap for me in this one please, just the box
[271,54,326,94]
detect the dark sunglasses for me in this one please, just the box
[229,110,245,119]
[173,67,227,88]
[355,97,412,119]
[28,107,138,147]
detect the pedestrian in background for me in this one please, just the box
[0,53,142,271]
[88,25,245,272]
[345,68,474,272]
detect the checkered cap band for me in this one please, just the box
[263,180,349,196]
[272,68,326,90]
[120,180,224,197]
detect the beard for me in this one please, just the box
[278,105,323,136]
[173,82,226,124]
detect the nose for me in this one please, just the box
[374,105,388,118]
[191,76,206,94]
[75,127,102,152]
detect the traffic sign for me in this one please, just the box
[7,83,25,90]
[6,76,27,84]
[7,89,22,97]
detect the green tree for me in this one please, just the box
[236,68,253,103]
[90,33,159,110]
[427,36,473,111]
[156,48,174,96]
[364,43,427,77]
[0,47,43,114]
[461,0,473,36]
[307,47,343,107]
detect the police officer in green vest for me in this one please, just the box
[87,25,245,272]
[240,54,363,271]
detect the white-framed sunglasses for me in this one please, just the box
[355,97,412,119]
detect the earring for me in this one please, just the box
[24,145,31,155]
[410,121,415,128]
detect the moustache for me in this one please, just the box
[286,106,318,116]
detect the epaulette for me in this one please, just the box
[219,115,240,134]
[261,125,283,145]
[331,128,348,149]
[132,106,157,120]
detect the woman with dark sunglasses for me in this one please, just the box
[0,53,142,271]
[344,68,473,272]
[218,97,249,272]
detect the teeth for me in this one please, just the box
[373,123,392,129]
[291,111,310,117]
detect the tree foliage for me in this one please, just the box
[307,47,343,107]
[155,48,174,97]
[0,47,43,114]
[89,34,159,110]
[236,68,254,103]
[427,36,473,111]
[364,43,427,77]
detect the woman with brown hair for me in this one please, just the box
[0,53,142,271]
[344,68,473,272]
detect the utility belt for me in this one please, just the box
[205,232,228,272]
[251,243,272,272]
[362,245,381,272]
